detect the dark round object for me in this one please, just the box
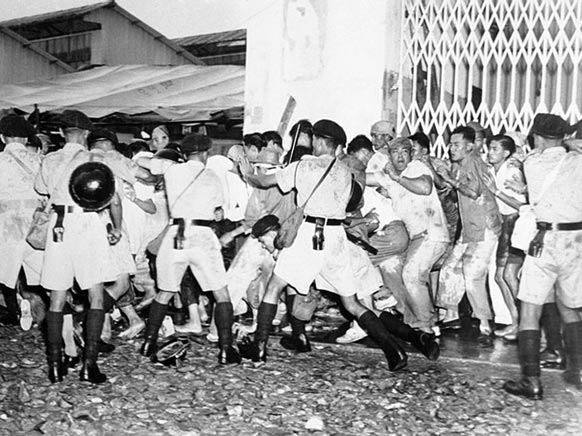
[69,161,115,211]
[154,339,189,366]
[346,179,363,213]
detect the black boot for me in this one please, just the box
[358,311,407,371]
[0,285,19,326]
[140,301,168,358]
[280,294,311,353]
[215,302,241,364]
[46,311,65,383]
[239,302,276,362]
[563,322,582,390]
[80,309,107,384]
[379,312,439,360]
[503,330,543,399]
[503,376,543,400]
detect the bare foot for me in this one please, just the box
[118,319,146,339]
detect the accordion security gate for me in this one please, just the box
[398,0,582,158]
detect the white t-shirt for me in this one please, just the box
[494,158,526,216]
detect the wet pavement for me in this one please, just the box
[1,311,581,436]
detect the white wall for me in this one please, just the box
[244,0,394,148]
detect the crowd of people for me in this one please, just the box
[0,107,580,401]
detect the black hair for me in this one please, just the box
[130,140,150,156]
[408,131,431,152]
[243,133,267,151]
[347,134,373,154]
[262,130,282,146]
[116,142,133,159]
[289,119,313,138]
[451,126,476,143]
[489,134,516,156]
[283,146,312,165]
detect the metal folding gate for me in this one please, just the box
[398,0,582,157]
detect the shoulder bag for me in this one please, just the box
[25,150,83,250]
[276,158,336,249]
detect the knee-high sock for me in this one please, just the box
[84,309,105,364]
[285,294,306,336]
[103,291,117,313]
[1,285,18,317]
[46,311,64,360]
[518,330,541,377]
[563,321,582,373]
[379,312,415,341]
[358,310,406,370]
[255,302,277,343]
[214,301,234,348]
[144,300,168,342]
[541,302,562,352]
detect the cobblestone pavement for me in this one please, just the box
[1,324,581,436]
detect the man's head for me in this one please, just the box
[250,147,282,175]
[449,126,475,163]
[347,134,374,167]
[466,121,486,155]
[243,133,266,161]
[370,120,395,151]
[59,110,94,145]
[88,128,118,152]
[262,130,284,155]
[408,131,430,160]
[289,119,313,149]
[529,113,575,150]
[312,119,346,156]
[181,133,212,163]
[487,134,516,166]
[0,114,35,144]
[252,214,281,253]
[387,137,413,173]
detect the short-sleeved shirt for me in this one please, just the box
[494,157,526,215]
[35,142,108,205]
[0,143,41,202]
[91,149,138,185]
[454,155,501,242]
[276,154,351,219]
[150,159,223,220]
[525,147,582,222]
[376,160,450,242]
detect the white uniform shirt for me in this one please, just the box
[525,147,582,223]
[276,154,351,219]
[150,159,224,220]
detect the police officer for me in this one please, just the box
[35,110,122,384]
[0,115,43,328]
[503,114,582,399]
[239,119,407,371]
[137,133,241,365]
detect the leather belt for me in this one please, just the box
[305,216,343,226]
[53,204,89,213]
[536,221,582,231]
[171,218,214,227]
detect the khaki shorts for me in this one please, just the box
[274,222,356,297]
[156,225,227,292]
[41,212,116,291]
[518,230,582,308]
